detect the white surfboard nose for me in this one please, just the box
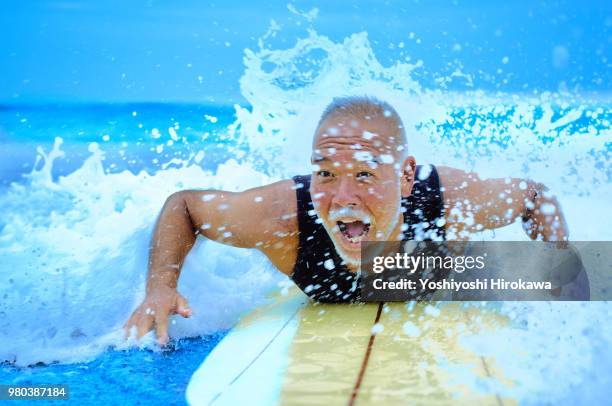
[186,290,306,406]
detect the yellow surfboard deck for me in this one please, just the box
[187,288,517,405]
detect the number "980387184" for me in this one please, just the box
[0,385,69,400]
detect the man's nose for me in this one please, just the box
[332,177,360,208]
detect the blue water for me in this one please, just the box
[0,105,244,403]
[0,333,225,405]
[0,104,238,187]
[0,100,287,402]
[1,11,611,404]
[1,100,610,404]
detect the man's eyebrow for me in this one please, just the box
[354,153,383,165]
[311,153,328,163]
[311,153,384,164]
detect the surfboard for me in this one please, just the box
[186,288,516,405]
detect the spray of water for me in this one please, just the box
[0,23,610,403]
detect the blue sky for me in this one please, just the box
[1,0,610,104]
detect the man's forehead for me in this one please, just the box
[315,114,400,146]
[312,149,378,161]
[311,148,396,166]
[312,114,405,163]
[316,115,399,138]
[312,133,399,160]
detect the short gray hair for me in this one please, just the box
[316,96,407,150]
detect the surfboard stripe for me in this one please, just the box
[355,302,516,405]
[479,356,504,406]
[208,305,303,405]
[348,302,384,406]
[462,307,513,406]
[279,303,380,405]
[188,292,518,406]
[186,291,308,406]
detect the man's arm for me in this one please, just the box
[437,166,568,241]
[124,179,298,344]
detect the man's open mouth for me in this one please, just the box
[337,220,371,244]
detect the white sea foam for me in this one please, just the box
[446,301,612,404]
[0,27,610,404]
[0,139,283,365]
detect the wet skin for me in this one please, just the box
[124,115,568,345]
[309,115,415,266]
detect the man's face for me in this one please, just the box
[310,115,414,266]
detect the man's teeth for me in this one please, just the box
[347,235,364,243]
[337,220,370,243]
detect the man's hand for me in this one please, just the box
[123,181,297,346]
[521,183,569,242]
[124,285,192,346]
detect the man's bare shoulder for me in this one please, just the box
[175,178,299,249]
[436,165,480,187]
[435,165,485,202]
[241,178,299,234]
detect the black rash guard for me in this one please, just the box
[291,165,446,303]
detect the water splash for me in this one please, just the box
[0,24,611,390]
[0,138,282,366]
[459,301,612,404]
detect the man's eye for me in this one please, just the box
[317,170,333,178]
[356,171,374,179]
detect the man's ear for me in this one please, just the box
[400,156,417,198]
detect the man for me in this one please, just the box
[124,96,568,345]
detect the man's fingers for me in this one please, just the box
[176,295,192,318]
[125,292,192,345]
[522,218,538,240]
[136,313,155,339]
[124,309,144,340]
[124,314,138,340]
[155,313,170,346]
